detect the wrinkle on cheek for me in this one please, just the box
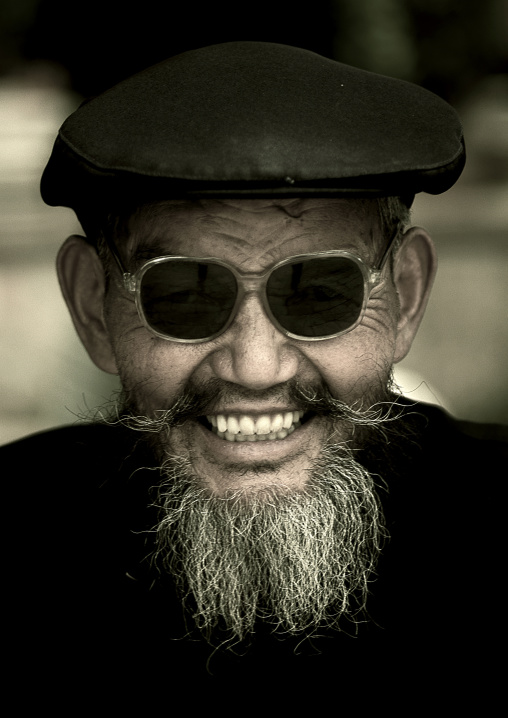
[115,342,158,394]
[363,286,400,334]
[300,315,396,403]
[105,308,162,399]
[361,308,396,336]
[355,308,399,375]
[113,334,208,414]
[103,294,141,340]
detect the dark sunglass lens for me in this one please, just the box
[140,261,237,339]
[267,257,365,337]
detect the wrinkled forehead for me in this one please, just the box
[120,197,383,265]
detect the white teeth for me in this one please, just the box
[217,415,227,433]
[239,416,255,435]
[213,421,301,442]
[270,413,284,432]
[226,416,240,434]
[208,412,302,435]
[282,411,294,429]
[207,410,305,442]
[255,415,272,435]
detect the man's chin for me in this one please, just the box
[163,414,334,498]
[151,440,388,649]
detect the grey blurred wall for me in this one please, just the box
[398,75,508,424]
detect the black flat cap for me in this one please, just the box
[41,41,465,210]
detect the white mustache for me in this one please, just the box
[113,378,402,435]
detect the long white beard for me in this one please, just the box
[150,441,388,649]
[108,377,403,648]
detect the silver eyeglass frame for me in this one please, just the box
[107,225,401,343]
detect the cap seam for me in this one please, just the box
[57,130,464,182]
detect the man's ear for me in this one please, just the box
[57,235,118,374]
[392,227,437,363]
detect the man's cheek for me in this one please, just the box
[114,350,189,414]
[304,340,393,404]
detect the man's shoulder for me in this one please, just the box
[3,423,143,581]
[0,422,133,487]
[402,399,508,458]
[451,414,508,444]
[1,421,125,451]
[2,422,119,449]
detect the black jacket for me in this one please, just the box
[4,401,507,707]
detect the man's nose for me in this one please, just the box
[208,292,300,390]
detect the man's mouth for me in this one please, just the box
[200,410,309,442]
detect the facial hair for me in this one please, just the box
[150,444,387,649]
[114,377,405,650]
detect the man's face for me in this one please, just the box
[102,197,401,498]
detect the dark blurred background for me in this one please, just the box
[3,0,507,101]
[1,0,507,443]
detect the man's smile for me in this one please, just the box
[187,409,322,470]
[203,409,306,442]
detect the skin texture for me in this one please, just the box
[57,198,436,497]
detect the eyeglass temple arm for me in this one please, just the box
[105,234,129,276]
[375,222,404,272]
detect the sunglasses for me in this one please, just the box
[107,228,400,343]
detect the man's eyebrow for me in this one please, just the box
[129,238,174,265]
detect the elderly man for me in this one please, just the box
[5,42,506,699]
